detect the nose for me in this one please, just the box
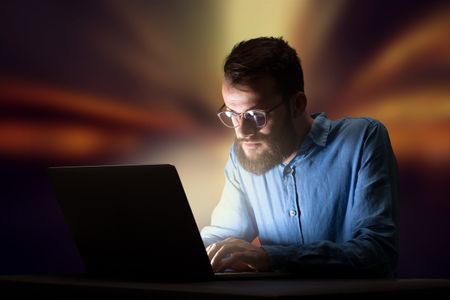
[235,116,257,138]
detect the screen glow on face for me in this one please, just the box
[217,101,285,129]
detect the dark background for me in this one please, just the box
[1,0,449,277]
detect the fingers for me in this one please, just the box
[210,242,232,268]
[206,243,218,261]
[216,252,255,272]
[220,250,264,272]
[206,237,238,262]
[210,239,242,271]
[205,238,269,272]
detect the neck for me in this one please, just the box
[282,113,314,164]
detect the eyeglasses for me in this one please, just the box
[217,101,285,129]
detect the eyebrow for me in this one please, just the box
[223,104,264,114]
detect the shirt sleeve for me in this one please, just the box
[263,121,400,277]
[200,147,258,247]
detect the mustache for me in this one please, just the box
[236,135,270,144]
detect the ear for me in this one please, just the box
[289,92,307,118]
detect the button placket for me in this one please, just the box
[287,167,298,218]
[284,165,303,244]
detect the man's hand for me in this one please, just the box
[206,237,269,272]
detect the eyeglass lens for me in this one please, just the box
[219,110,266,128]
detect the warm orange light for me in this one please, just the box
[0,79,198,133]
[0,79,202,161]
[0,120,138,161]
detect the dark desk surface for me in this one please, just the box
[1,275,450,299]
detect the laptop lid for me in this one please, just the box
[47,164,214,281]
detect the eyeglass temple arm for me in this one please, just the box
[217,103,226,113]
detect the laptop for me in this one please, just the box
[47,164,288,282]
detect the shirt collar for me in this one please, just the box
[308,112,331,147]
[282,112,331,169]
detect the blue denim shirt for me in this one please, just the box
[201,113,399,276]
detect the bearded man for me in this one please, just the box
[201,37,399,277]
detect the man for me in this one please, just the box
[201,37,399,277]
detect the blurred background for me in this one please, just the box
[1,0,449,277]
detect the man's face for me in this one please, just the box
[221,77,298,174]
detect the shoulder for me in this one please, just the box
[319,116,393,156]
[329,116,388,142]
[332,116,384,132]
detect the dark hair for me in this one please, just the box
[224,37,304,99]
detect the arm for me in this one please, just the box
[264,121,399,277]
[200,150,258,248]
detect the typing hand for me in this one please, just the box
[206,237,269,272]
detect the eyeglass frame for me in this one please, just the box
[216,101,286,129]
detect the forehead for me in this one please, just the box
[222,77,280,109]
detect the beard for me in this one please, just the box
[234,118,298,175]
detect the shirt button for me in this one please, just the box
[284,167,294,175]
[289,210,297,217]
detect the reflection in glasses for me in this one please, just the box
[216,101,285,129]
